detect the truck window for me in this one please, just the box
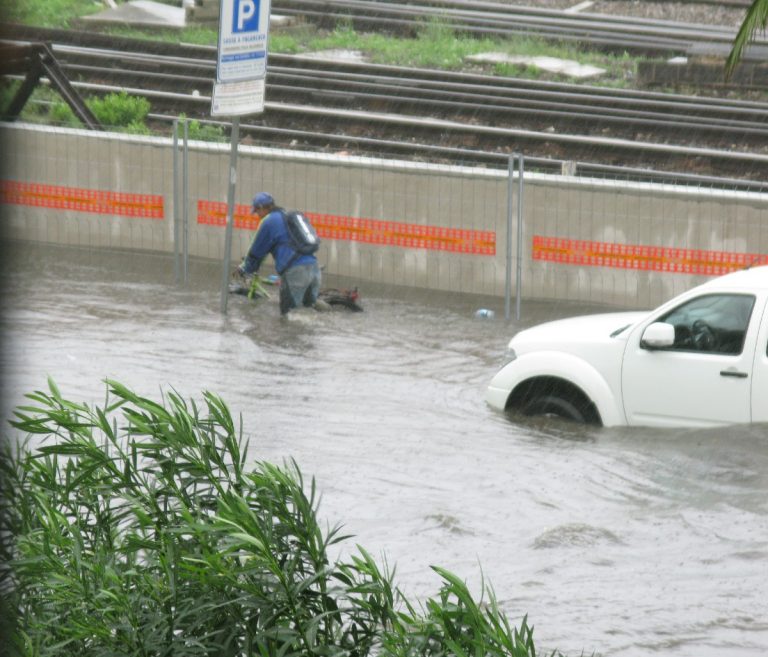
[658,294,755,355]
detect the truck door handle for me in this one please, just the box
[720,369,748,378]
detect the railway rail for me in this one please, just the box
[271,0,768,60]
[54,46,768,141]
[652,0,751,6]
[1,25,766,189]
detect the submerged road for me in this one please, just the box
[2,242,767,656]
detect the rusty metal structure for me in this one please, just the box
[1,42,101,129]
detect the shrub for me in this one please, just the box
[178,114,227,142]
[50,100,80,127]
[0,380,554,656]
[36,91,151,132]
[87,90,150,129]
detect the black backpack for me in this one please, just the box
[278,209,320,273]
[282,209,320,256]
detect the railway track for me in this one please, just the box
[55,46,768,142]
[1,25,767,189]
[271,0,768,60]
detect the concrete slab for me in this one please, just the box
[271,15,297,28]
[564,1,595,14]
[466,52,605,79]
[82,0,186,30]
[300,49,368,63]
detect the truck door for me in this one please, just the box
[622,293,757,427]
[750,298,768,423]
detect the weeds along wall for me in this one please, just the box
[2,123,767,309]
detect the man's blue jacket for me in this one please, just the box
[242,209,317,275]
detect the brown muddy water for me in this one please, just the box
[2,242,767,657]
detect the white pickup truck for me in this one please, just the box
[486,265,768,428]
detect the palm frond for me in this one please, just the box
[726,0,768,77]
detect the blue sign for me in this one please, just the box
[216,0,271,83]
[233,0,260,33]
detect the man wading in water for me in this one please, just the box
[235,192,322,315]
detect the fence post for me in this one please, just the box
[172,120,180,284]
[505,154,514,321]
[220,118,240,315]
[516,154,524,322]
[182,119,190,285]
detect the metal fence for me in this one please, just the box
[2,120,767,314]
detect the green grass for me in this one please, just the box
[0,0,103,28]
[102,24,222,47]
[271,20,636,86]
[2,0,637,87]
[98,18,635,87]
[0,379,568,656]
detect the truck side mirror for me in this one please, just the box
[640,322,675,349]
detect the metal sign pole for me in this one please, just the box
[214,0,269,313]
[505,154,514,321]
[220,118,240,314]
[182,119,190,285]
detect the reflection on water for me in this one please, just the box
[2,242,767,657]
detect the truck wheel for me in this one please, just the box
[521,395,587,423]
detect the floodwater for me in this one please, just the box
[2,242,767,657]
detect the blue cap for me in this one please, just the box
[251,192,274,210]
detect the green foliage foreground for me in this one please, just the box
[0,380,555,657]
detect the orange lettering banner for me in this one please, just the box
[0,180,164,218]
[197,201,496,255]
[533,235,768,276]
[197,200,260,230]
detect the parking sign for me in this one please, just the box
[233,0,260,32]
[216,0,271,83]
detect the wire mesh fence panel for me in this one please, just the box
[2,122,766,309]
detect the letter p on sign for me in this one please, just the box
[233,0,259,32]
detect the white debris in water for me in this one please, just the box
[466,52,605,79]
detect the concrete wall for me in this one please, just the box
[2,123,766,309]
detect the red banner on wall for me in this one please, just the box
[197,201,496,255]
[0,180,164,219]
[197,200,259,230]
[306,212,496,254]
[533,235,768,276]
